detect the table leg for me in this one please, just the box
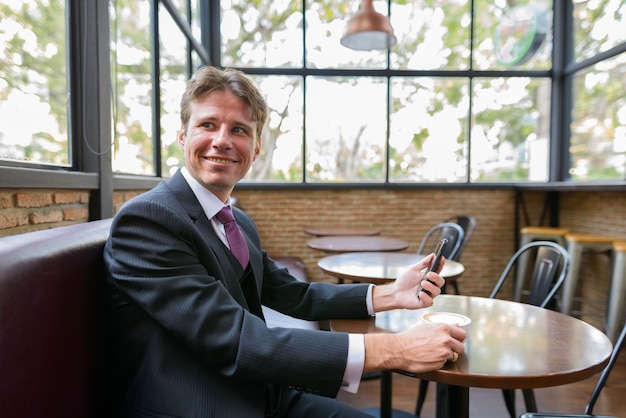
[362,371,416,418]
[436,383,469,418]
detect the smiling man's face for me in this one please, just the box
[178,89,260,202]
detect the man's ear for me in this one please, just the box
[177,126,185,146]
[253,139,262,160]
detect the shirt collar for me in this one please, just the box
[180,166,232,219]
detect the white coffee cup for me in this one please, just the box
[422,311,471,334]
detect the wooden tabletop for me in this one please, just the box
[307,236,409,252]
[303,226,381,236]
[317,252,465,284]
[331,295,612,390]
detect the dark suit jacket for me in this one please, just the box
[102,170,371,417]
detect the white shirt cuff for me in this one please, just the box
[341,284,375,393]
[366,283,375,316]
[341,333,365,393]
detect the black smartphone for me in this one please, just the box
[416,238,448,297]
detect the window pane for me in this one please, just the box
[160,5,188,178]
[245,75,304,182]
[390,0,471,70]
[473,0,552,70]
[307,0,389,69]
[574,0,626,62]
[569,53,626,181]
[471,77,551,182]
[389,77,469,182]
[305,77,387,182]
[0,0,69,166]
[221,0,303,68]
[110,0,155,175]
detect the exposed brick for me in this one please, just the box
[63,206,89,221]
[16,192,53,208]
[30,208,64,225]
[0,210,29,229]
[54,191,80,204]
[0,192,13,209]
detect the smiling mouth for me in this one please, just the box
[206,157,234,164]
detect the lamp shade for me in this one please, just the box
[340,0,397,51]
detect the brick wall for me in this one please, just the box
[0,189,90,237]
[234,188,516,298]
[1,186,625,330]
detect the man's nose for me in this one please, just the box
[213,128,232,147]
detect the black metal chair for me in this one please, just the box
[413,222,465,418]
[441,215,476,294]
[519,321,625,418]
[443,215,476,262]
[417,222,465,263]
[491,241,571,418]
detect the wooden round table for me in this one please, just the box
[303,226,381,236]
[307,236,409,253]
[317,252,465,284]
[330,295,613,418]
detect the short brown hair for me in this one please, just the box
[180,66,269,140]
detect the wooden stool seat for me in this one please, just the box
[564,233,622,244]
[606,242,626,342]
[561,233,624,317]
[520,226,570,236]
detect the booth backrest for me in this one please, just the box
[0,218,314,417]
[0,219,113,418]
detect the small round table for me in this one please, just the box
[317,252,465,284]
[303,226,381,236]
[331,295,613,418]
[307,236,409,253]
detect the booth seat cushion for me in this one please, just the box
[0,219,113,418]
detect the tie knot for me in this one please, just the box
[216,206,235,225]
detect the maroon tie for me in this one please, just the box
[215,206,250,269]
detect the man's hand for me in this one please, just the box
[372,253,446,312]
[363,322,467,374]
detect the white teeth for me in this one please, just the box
[207,157,231,164]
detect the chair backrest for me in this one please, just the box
[417,222,465,261]
[443,215,476,261]
[489,241,570,308]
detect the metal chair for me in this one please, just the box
[519,321,625,418]
[491,241,571,418]
[443,215,476,262]
[417,222,465,263]
[413,222,465,418]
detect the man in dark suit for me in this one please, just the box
[102,65,466,417]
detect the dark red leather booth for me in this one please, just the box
[0,219,112,418]
[0,218,314,417]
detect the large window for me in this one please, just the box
[570,0,626,181]
[221,0,556,183]
[1,0,625,188]
[0,0,69,167]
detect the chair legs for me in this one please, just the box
[415,380,429,417]
[522,388,538,412]
[501,388,537,418]
[502,389,517,418]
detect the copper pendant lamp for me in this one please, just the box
[340,0,397,51]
